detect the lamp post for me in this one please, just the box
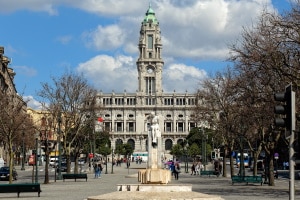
[39,139,42,166]
[21,130,25,170]
[35,134,39,183]
[57,110,62,180]
[201,128,207,171]
[111,149,114,174]
[239,135,245,177]
[184,143,188,173]
[105,144,108,174]
[86,114,96,168]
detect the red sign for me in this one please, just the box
[89,153,94,158]
[97,117,103,122]
[29,155,35,165]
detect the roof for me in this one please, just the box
[143,3,158,24]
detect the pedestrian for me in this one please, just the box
[97,163,103,178]
[127,160,130,168]
[191,163,196,175]
[195,162,201,175]
[94,163,100,178]
[170,161,175,177]
[174,162,181,180]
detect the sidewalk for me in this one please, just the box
[3,162,300,200]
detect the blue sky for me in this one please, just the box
[0,0,294,109]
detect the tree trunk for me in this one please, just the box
[222,147,227,177]
[8,139,13,184]
[44,148,49,184]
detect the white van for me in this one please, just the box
[49,157,58,167]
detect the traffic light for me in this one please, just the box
[274,84,295,134]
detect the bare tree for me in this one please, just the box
[0,92,34,183]
[37,71,99,173]
[228,2,300,185]
[194,67,241,177]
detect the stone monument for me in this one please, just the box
[137,112,171,184]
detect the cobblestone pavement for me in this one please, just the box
[0,163,299,200]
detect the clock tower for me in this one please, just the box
[137,4,164,102]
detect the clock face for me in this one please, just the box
[147,67,154,74]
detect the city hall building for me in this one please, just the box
[97,6,198,156]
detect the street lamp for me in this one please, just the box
[21,130,25,170]
[105,143,108,174]
[201,128,207,171]
[111,149,114,174]
[239,135,245,177]
[184,142,189,173]
[86,114,96,168]
[35,133,39,183]
[57,110,62,180]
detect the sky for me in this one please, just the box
[0,0,295,109]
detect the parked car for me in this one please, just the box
[78,159,85,165]
[56,162,67,173]
[49,158,58,167]
[0,166,18,181]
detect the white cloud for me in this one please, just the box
[163,63,207,93]
[0,0,58,15]
[56,35,73,45]
[155,0,274,60]
[82,25,125,50]
[76,54,206,93]
[76,55,137,93]
[23,95,43,110]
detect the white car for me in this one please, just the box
[49,158,58,167]
[78,159,85,165]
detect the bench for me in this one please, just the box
[62,173,88,182]
[200,170,216,177]
[231,175,263,185]
[0,183,41,197]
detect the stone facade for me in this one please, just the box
[0,47,25,160]
[96,6,197,157]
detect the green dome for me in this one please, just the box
[143,4,158,24]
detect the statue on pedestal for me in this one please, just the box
[149,112,161,147]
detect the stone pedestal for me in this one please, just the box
[139,135,171,184]
[138,168,171,184]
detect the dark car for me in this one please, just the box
[0,166,18,181]
[56,162,67,173]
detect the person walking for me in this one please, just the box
[191,163,196,175]
[174,162,181,180]
[195,162,201,175]
[97,163,103,178]
[170,161,175,177]
[94,163,100,178]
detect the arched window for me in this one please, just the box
[177,139,184,146]
[115,139,123,147]
[127,139,135,151]
[165,139,173,150]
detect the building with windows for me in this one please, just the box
[96,5,197,157]
[0,47,27,161]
